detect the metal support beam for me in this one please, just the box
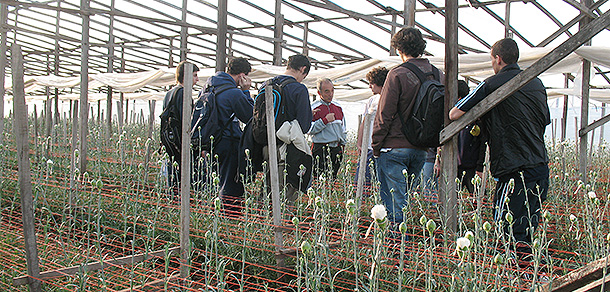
[442,0,458,233]
[79,0,89,173]
[440,8,610,144]
[273,0,283,65]
[216,0,227,71]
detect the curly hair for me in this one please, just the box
[227,57,251,75]
[391,27,426,58]
[366,66,389,87]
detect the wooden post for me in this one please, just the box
[216,0,227,71]
[273,0,283,66]
[179,63,193,279]
[106,0,115,140]
[11,44,42,292]
[303,22,309,56]
[356,113,373,216]
[79,0,90,173]
[179,0,188,62]
[441,0,459,233]
[45,58,52,138]
[265,83,284,267]
[504,0,512,38]
[561,74,569,184]
[143,100,156,183]
[390,14,397,56]
[579,0,592,183]
[0,4,6,145]
[53,1,60,125]
[404,0,416,26]
[70,100,78,191]
[601,103,606,143]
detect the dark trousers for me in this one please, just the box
[312,143,343,179]
[214,138,244,215]
[493,164,549,255]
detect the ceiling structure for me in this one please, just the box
[1,0,609,93]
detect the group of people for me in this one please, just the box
[162,26,551,263]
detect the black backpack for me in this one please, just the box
[191,83,235,152]
[398,62,445,148]
[159,86,183,158]
[252,78,297,145]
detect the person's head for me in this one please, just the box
[391,27,426,60]
[457,80,469,100]
[490,38,519,73]
[176,61,200,86]
[316,78,334,103]
[227,57,251,82]
[366,66,389,95]
[286,54,311,82]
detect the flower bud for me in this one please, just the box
[533,238,541,250]
[542,210,551,221]
[399,222,407,234]
[483,221,492,233]
[345,199,356,215]
[292,216,299,226]
[426,219,437,234]
[493,254,504,265]
[464,231,474,242]
[456,237,471,251]
[420,215,427,226]
[300,240,313,255]
[505,213,514,224]
[315,196,323,208]
[214,197,222,210]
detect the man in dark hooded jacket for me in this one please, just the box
[203,57,254,215]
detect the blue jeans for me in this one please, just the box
[376,148,426,224]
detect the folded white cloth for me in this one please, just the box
[276,119,312,156]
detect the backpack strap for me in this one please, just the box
[400,62,441,83]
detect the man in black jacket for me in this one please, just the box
[449,38,550,263]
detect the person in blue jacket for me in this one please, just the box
[204,57,254,215]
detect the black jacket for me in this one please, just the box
[455,63,550,177]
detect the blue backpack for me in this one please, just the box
[191,83,235,152]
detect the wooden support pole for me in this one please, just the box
[11,44,42,292]
[179,0,188,62]
[265,83,284,267]
[579,0,592,183]
[390,14,397,56]
[0,3,8,145]
[601,103,606,143]
[404,0,416,26]
[441,0,459,233]
[273,0,283,66]
[440,8,610,144]
[356,113,373,216]
[179,63,193,279]
[538,254,610,292]
[106,0,114,140]
[504,0,512,38]
[303,22,309,56]
[53,1,60,125]
[70,100,78,191]
[216,0,227,71]
[143,100,156,183]
[78,0,90,173]
[13,247,179,286]
[45,58,52,138]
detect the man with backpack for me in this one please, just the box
[201,57,254,215]
[310,78,346,179]
[161,61,200,190]
[449,38,550,265]
[259,54,313,204]
[372,27,443,229]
